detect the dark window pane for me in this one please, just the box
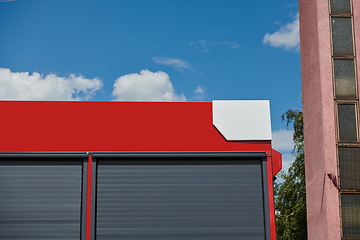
[339,147,360,190]
[338,104,357,142]
[332,17,354,56]
[334,59,357,99]
[330,0,352,14]
[341,194,360,238]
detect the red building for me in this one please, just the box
[0,100,281,240]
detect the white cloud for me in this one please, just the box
[194,86,204,94]
[152,57,193,72]
[192,86,205,101]
[272,129,294,152]
[263,13,299,51]
[285,4,294,7]
[190,40,213,52]
[0,67,103,100]
[190,40,240,52]
[112,69,186,101]
[280,153,296,176]
[221,41,240,49]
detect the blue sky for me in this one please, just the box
[0,0,301,172]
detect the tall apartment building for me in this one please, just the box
[300,0,360,239]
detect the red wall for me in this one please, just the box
[0,101,273,153]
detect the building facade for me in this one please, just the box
[300,0,360,239]
[0,100,281,240]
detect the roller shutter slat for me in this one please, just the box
[0,161,82,240]
[96,162,265,240]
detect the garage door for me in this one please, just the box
[0,157,85,240]
[94,153,269,240]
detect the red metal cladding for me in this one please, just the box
[272,148,282,176]
[0,101,272,153]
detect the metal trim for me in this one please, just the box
[0,152,267,159]
[90,158,97,240]
[262,159,271,240]
[0,152,89,158]
[81,159,88,240]
[92,152,267,158]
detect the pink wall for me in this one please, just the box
[299,0,341,239]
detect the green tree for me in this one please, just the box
[275,109,307,239]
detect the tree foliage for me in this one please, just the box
[275,109,307,239]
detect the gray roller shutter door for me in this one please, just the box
[96,159,267,240]
[0,160,83,240]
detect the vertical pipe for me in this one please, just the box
[266,156,275,240]
[81,159,88,240]
[86,154,92,240]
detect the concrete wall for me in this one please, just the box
[299,0,340,239]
